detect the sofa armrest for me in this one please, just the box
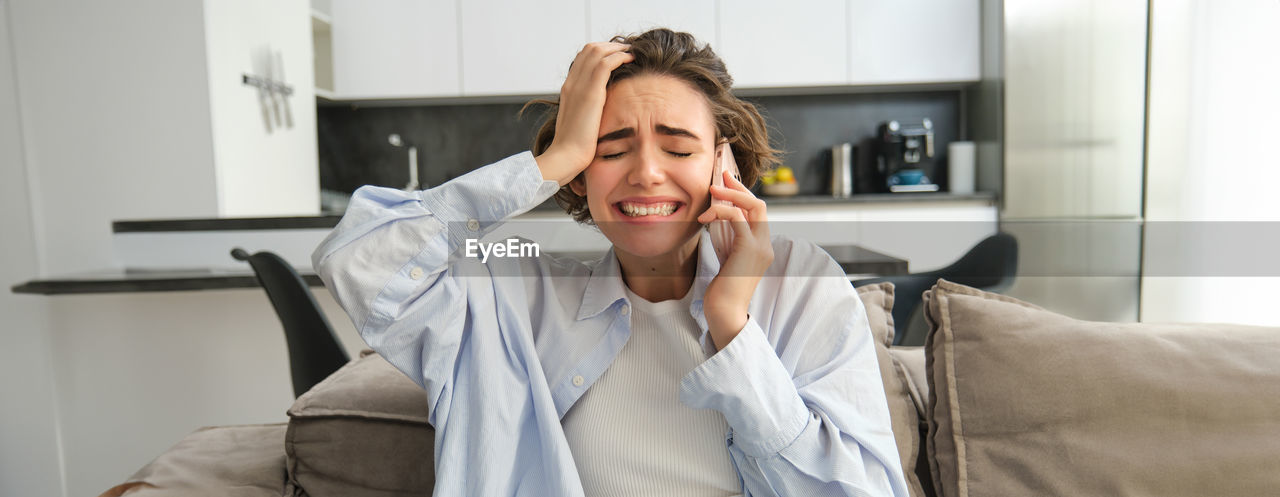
[96,423,296,497]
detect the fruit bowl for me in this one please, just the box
[761,166,800,197]
[762,182,799,197]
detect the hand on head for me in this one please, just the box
[534,42,633,186]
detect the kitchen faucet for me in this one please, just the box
[388,133,421,191]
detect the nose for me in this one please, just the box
[626,146,667,187]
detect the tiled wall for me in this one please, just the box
[317,90,961,197]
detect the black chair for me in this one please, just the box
[853,232,1018,346]
[232,248,350,398]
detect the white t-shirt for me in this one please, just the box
[562,285,742,497]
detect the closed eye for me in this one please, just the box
[600,151,693,160]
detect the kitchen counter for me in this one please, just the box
[744,191,995,207]
[13,191,1006,295]
[111,191,996,232]
[12,245,908,295]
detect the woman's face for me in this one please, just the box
[570,73,717,259]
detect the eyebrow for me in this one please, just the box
[597,124,702,144]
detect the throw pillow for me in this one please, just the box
[922,279,1280,497]
[857,282,929,497]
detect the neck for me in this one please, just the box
[615,234,702,302]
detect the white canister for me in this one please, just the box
[947,141,976,194]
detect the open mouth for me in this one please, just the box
[614,201,683,218]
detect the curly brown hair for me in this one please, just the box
[523,28,781,225]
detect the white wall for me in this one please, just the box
[0,1,65,495]
[8,0,221,275]
[1142,0,1280,325]
[8,4,217,489]
[205,0,319,217]
[44,290,364,496]
[3,1,334,494]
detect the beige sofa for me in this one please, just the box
[99,280,1280,497]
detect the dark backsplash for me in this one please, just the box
[317,102,540,195]
[317,91,961,196]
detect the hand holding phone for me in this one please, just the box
[709,143,741,265]
[700,142,774,350]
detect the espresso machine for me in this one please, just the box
[870,119,940,193]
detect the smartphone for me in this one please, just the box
[709,143,741,265]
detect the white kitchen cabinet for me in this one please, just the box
[330,0,459,98]
[1002,0,1144,219]
[459,0,586,96]
[717,0,849,88]
[588,0,717,49]
[848,0,980,84]
[201,0,323,218]
[321,0,981,100]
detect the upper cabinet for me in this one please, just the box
[330,0,459,99]
[323,0,979,100]
[204,0,321,217]
[459,0,585,96]
[587,0,717,49]
[719,0,849,88]
[849,0,980,84]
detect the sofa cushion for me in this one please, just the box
[97,424,290,497]
[887,346,932,497]
[856,282,929,497]
[888,347,928,417]
[922,279,1280,497]
[286,350,434,497]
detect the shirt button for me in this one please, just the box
[572,375,584,387]
[620,304,630,316]
[409,267,424,280]
[467,218,480,231]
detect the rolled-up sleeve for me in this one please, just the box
[311,150,558,400]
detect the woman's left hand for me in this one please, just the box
[697,170,774,351]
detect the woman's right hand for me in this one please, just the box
[535,42,634,186]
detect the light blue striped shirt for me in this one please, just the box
[312,151,908,497]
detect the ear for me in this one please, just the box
[568,173,587,197]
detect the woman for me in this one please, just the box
[313,28,907,497]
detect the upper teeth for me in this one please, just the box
[620,202,678,217]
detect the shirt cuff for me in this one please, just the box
[678,317,811,458]
[417,151,561,251]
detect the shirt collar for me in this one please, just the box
[576,246,627,321]
[576,229,723,323]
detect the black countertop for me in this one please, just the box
[10,268,325,295]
